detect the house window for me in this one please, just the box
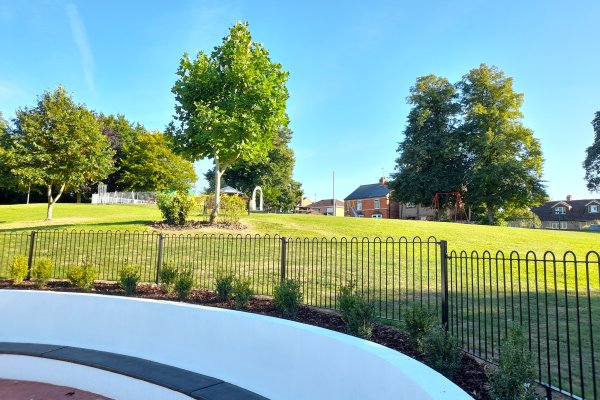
[589,205,599,213]
[406,203,416,208]
[374,198,380,209]
[554,206,566,215]
[357,200,363,211]
[551,222,559,229]
[372,214,382,219]
[560,222,568,229]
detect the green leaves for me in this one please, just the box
[390,65,547,224]
[170,21,290,222]
[583,111,600,192]
[119,131,196,192]
[170,21,289,167]
[5,86,115,219]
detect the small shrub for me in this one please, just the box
[159,263,178,294]
[10,255,28,283]
[219,195,247,225]
[404,304,437,352]
[339,284,377,339]
[233,277,253,309]
[119,264,140,295]
[215,272,234,301]
[489,324,538,400]
[32,258,53,288]
[157,191,196,225]
[67,262,97,290]
[423,324,462,378]
[273,278,303,318]
[174,270,194,301]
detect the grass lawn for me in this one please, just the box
[0,202,598,397]
[1,203,598,257]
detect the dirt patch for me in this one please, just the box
[149,220,247,231]
[0,280,489,399]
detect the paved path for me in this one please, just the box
[0,378,111,399]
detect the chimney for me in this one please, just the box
[566,195,572,202]
[379,177,388,185]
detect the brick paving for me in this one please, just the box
[0,378,111,399]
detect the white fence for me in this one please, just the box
[91,191,156,205]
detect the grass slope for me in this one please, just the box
[0,203,598,257]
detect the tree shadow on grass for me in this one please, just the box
[0,220,152,233]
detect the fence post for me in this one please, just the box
[26,231,36,280]
[280,237,287,283]
[156,234,165,284]
[439,240,449,331]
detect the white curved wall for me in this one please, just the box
[0,291,471,400]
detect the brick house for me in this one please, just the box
[531,195,600,230]
[344,178,400,219]
[398,203,437,220]
[307,199,344,216]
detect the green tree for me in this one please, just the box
[169,21,289,223]
[458,64,546,224]
[6,86,114,220]
[119,131,197,191]
[98,113,146,191]
[204,127,302,211]
[583,111,600,192]
[389,75,465,207]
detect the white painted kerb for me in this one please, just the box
[0,291,471,400]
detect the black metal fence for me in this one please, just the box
[0,230,597,399]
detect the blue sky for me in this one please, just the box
[1,1,599,203]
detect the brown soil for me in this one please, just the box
[149,220,247,231]
[0,280,489,399]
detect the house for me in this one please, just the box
[531,195,600,230]
[344,178,400,219]
[307,199,344,216]
[399,202,437,220]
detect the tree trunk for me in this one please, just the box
[76,192,82,204]
[46,183,66,221]
[486,203,495,225]
[26,186,30,205]
[210,157,223,224]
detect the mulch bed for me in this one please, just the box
[149,220,247,231]
[0,280,489,399]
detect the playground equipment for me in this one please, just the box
[431,192,466,222]
[250,186,264,211]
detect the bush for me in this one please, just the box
[174,270,194,301]
[339,284,377,339]
[10,255,28,283]
[404,304,437,352]
[219,195,247,225]
[215,272,234,301]
[159,263,178,294]
[273,278,303,318]
[67,262,97,290]
[233,277,253,309]
[157,191,196,225]
[119,264,140,295]
[32,258,53,288]
[423,324,462,378]
[489,324,538,400]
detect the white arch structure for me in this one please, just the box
[250,186,263,211]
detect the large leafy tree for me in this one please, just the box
[5,86,115,220]
[389,75,465,206]
[169,21,289,223]
[204,127,302,211]
[119,131,197,191]
[458,64,546,223]
[98,113,146,191]
[583,111,600,192]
